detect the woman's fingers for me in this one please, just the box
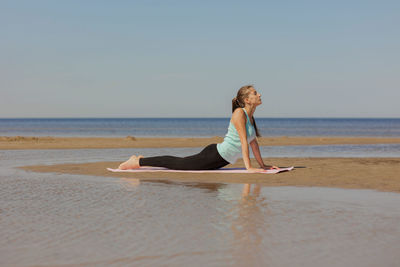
[263,165,280,170]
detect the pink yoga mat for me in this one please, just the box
[107,166,294,174]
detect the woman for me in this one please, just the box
[118,85,278,172]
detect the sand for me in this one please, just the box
[20,157,400,193]
[2,136,400,150]
[7,135,399,193]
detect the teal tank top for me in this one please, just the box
[217,108,256,163]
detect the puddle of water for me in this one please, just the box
[1,149,400,266]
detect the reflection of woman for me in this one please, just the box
[231,183,266,265]
[242,184,261,198]
[119,85,278,172]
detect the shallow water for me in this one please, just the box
[1,143,398,167]
[1,149,400,266]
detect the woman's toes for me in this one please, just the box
[119,155,138,170]
[118,161,128,170]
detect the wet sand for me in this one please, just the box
[2,136,400,149]
[20,157,400,193]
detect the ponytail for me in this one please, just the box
[231,97,244,113]
[252,116,261,137]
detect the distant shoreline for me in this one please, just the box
[1,136,400,150]
[1,117,399,119]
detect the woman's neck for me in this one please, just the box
[244,105,256,118]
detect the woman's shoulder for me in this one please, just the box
[231,108,246,123]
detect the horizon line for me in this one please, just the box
[0,116,399,119]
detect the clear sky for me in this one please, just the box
[1,0,399,118]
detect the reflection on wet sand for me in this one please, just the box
[119,178,141,191]
[118,178,227,192]
[117,178,269,265]
[103,178,400,266]
[241,183,261,198]
[230,184,269,265]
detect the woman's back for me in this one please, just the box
[217,108,256,163]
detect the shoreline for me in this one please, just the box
[2,136,400,150]
[20,157,400,193]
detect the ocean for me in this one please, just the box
[1,118,400,137]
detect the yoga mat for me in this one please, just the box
[107,166,294,174]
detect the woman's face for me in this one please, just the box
[246,88,262,106]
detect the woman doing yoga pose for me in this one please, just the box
[118,85,278,173]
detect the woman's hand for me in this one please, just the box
[262,165,280,170]
[247,167,266,173]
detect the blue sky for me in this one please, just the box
[1,0,399,118]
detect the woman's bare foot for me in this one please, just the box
[119,155,141,170]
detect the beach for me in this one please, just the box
[2,135,400,149]
[3,1,400,265]
[6,136,399,193]
[20,157,400,193]
[3,136,400,266]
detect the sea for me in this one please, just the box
[1,118,400,266]
[1,117,400,137]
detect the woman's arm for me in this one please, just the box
[250,139,265,167]
[231,109,264,172]
[250,139,279,169]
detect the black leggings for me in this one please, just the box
[139,144,230,170]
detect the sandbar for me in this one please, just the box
[2,136,400,150]
[20,157,400,193]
